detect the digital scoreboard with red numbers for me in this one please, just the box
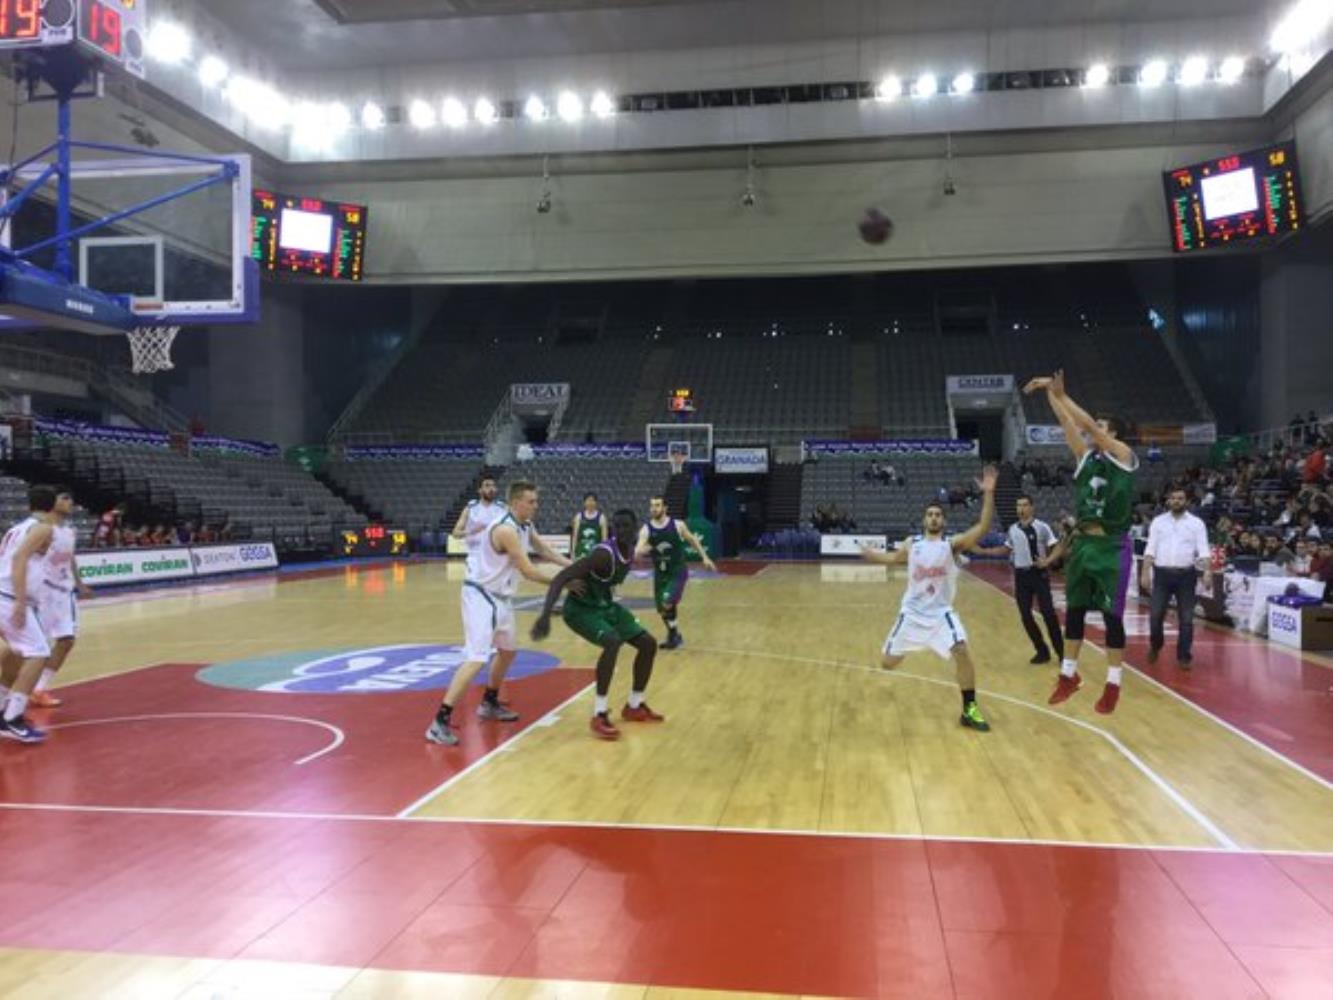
[1164,142,1304,253]
[341,524,409,557]
[252,189,368,281]
[0,0,147,79]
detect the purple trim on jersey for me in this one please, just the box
[1113,534,1133,618]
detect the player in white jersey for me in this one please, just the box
[0,485,64,743]
[451,476,507,569]
[31,488,93,709]
[861,465,997,731]
[426,480,571,746]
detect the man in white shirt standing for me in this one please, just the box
[1141,487,1211,669]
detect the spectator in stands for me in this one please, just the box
[176,521,194,546]
[93,504,124,548]
[1311,542,1333,583]
[1304,438,1327,484]
[149,525,171,547]
[1291,540,1314,577]
[218,517,234,541]
[1261,534,1295,569]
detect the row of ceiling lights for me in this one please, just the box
[143,0,1330,147]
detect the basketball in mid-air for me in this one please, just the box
[858,208,893,245]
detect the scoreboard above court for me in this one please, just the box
[0,0,148,79]
[252,189,368,282]
[1164,142,1304,253]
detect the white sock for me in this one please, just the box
[594,694,609,715]
[1107,666,1123,687]
[628,690,644,709]
[4,692,28,722]
[35,669,55,693]
[1060,658,1078,678]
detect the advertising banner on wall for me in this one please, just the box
[806,439,978,457]
[77,543,279,587]
[1025,425,1065,446]
[945,375,1014,394]
[510,383,570,411]
[714,447,770,474]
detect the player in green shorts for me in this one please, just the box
[570,492,607,559]
[1024,370,1138,715]
[532,509,662,741]
[637,496,716,650]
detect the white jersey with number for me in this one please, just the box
[0,516,47,600]
[42,523,78,593]
[899,535,958,618]
[463,499,508,575]
[467,513,531,598]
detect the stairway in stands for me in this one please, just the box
[317,471,379,522]
[994,463,1023,529]
[663,469,691,519]
[765,462,804,529]
[848,341,881,438]
[620,346,676,440]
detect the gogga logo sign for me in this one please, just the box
[196,644,561,694]
[240,545,272,562]
[1270,609,1299,633]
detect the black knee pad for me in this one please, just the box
[1066,607,1087,642]
[1103,613,1126,649]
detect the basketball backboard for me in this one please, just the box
[646,423,713,463]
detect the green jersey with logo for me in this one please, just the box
[567,541,631,609]
[573,512,604,558]
[1074,450,1138,537]
[647,518,687,578]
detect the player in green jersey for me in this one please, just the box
[1024,370,1138,715]
[570,492,608,559]
[637,496,716,650]
[532,509,662,741]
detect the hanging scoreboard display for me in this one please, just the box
[1164,142,1304,253]
[252,189,368,281]
[0,0,147,79]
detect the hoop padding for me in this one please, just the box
[126,325,180,374]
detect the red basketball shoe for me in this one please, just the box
[1048,673,1083,705]
[1095,683,1121,715]
[621,702,665,723]
[590,713,621,740]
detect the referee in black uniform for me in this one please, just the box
[978,495,1064,664]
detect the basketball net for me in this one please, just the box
[126,325,179,374]
[668,453,688,476]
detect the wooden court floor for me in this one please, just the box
[0,558,1330,998]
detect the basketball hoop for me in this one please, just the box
[668,452,687,476]
[126,324,179,374]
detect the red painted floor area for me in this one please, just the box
[0,663,592,815]
[969,563,1333,782]
[0,809,1328,998]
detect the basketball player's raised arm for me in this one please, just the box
[1050,370,1134,466]
[860,541,909,566]
[450,505,472,539]
[1025,374,1088,461]
[678,520,717,572]
[492,523,555,585]
[952,465,998,553]
[528,530,571,567]
[8,522,53,626]
[531,548,609,641]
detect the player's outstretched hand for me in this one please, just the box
[703,557,718,573]
[531,615,551,642]
[977,464,998,493]
[77,582,94,600]
[1022,376,1052,395]
[1050,368,1067,399]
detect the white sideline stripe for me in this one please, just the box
[966,570,1333,793]
[691,644,1240,851]
[0,800,1327,858]
[46,712,345,766]
[394,680,595,818]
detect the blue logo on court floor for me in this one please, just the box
[196,644,561,695]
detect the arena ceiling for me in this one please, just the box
[211,0,1283,69]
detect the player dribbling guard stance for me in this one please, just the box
[533,509,662,741]
[860,465,998,731]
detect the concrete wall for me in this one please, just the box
[1259,223,1333,429]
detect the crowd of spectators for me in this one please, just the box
[91,505,234,549]
[811,504,857,533]
[1144,425,1332,590]
[861,461,905,487]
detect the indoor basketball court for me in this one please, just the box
[0,557,1328,997]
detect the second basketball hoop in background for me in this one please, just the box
[126,325,180,374]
